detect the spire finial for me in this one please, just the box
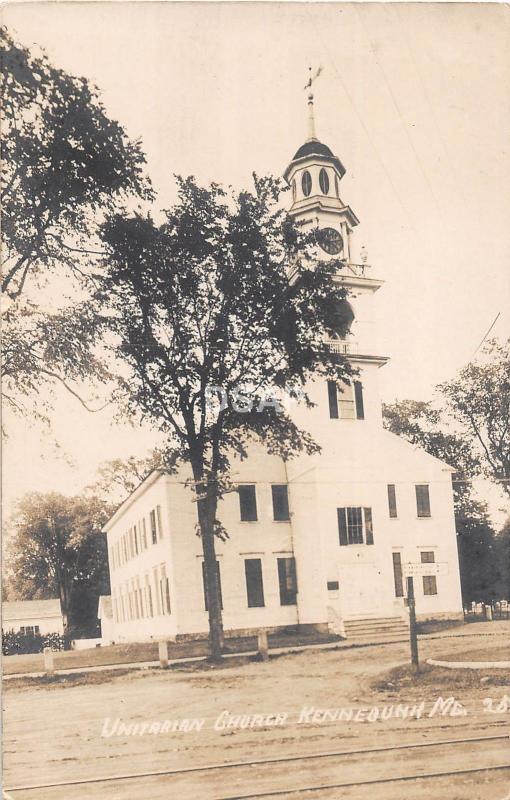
[304,65,323,142]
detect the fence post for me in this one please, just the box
[158,640,169,668]
[486,604,493,621]
[257,630,269,662]
[43,646,54,676]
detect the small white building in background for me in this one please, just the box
[2,599,64,637]
[102,102,463,643]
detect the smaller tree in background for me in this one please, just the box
[440,338,510,499]
[86,449,165,504]
[5,493,111,637]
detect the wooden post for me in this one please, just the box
[406,577,419,673]
[257,630,269,662]
[43,647,54,676]
[158,640,168,668]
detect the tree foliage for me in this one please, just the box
[5,492,111,635]
[0,27,151,423]
[86,449,165,503]
[97,174,352,657]
[440,338,510,499]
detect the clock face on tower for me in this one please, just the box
[316,227,343,255]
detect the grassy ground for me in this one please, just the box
[2,628,339,675]
[434,645,510,662]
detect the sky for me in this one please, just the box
[3,2,510,519]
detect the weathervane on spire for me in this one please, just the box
[304,65,323,142]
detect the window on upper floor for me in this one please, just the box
[239,484,258,521]
[140,519,147,550]
[272,484,290,521]
[301,170,312,197]
[277,557,298,605]
[156,505,164,539]
[416,485,431,517]
[421,551,435,564]
[319,168,329,194]
[150,509,158,544]
[338,507,374,545]
[327,380,364,420]
[387,484,398,518]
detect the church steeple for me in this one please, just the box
[284,76,358,262]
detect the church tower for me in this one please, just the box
[284,82,387,438]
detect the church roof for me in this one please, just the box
[284,138,345,181]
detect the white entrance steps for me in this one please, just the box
[343,616,409,643]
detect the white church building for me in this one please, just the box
[102,96,463,643]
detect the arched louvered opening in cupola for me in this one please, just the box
[327,298,355,340]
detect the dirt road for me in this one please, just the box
[3,631,510,799]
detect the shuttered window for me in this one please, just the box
[239,485,258,521]
[416,485,431,517]
[277,557,297,605]
[327,380,339,419]
[150,509,158,543]
[354,381,365,419]
[245,559,265,607]
[421,551,435,563]
[338,507,374,545]
[272,485,290,521]
[392,552,404,597]
[202,560,223,611]
[387,484,397,518]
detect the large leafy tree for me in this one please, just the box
[382,399,500,605]
[98,175,352,659]
[1,27,151,422]
[440,338,510,500]
[5,493,111,635]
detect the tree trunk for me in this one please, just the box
[194,472,224,662]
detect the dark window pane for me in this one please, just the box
[277,557,297,605]
[302,170,312,197]
[364,508,374,545]
[328,381,339,419]
[347,506,363,544]
[337,507,348,545]
[245,559,265,607]
[327,580,339,591]
[239,485,258,521]
[354,381,365,419]
[272,485,290,521]
[416,485,431,517]
[423,575,437,595]
[421,551,435,564]
[150,509,158,543]
[387,484,397,518]
[319,168,330,194]
[202,561,223,611]
[392,552,404,597]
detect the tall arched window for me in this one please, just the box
[292,179,296,202]
[319,168,329,194]
[328,299,355,339]
[301,170,312,197]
